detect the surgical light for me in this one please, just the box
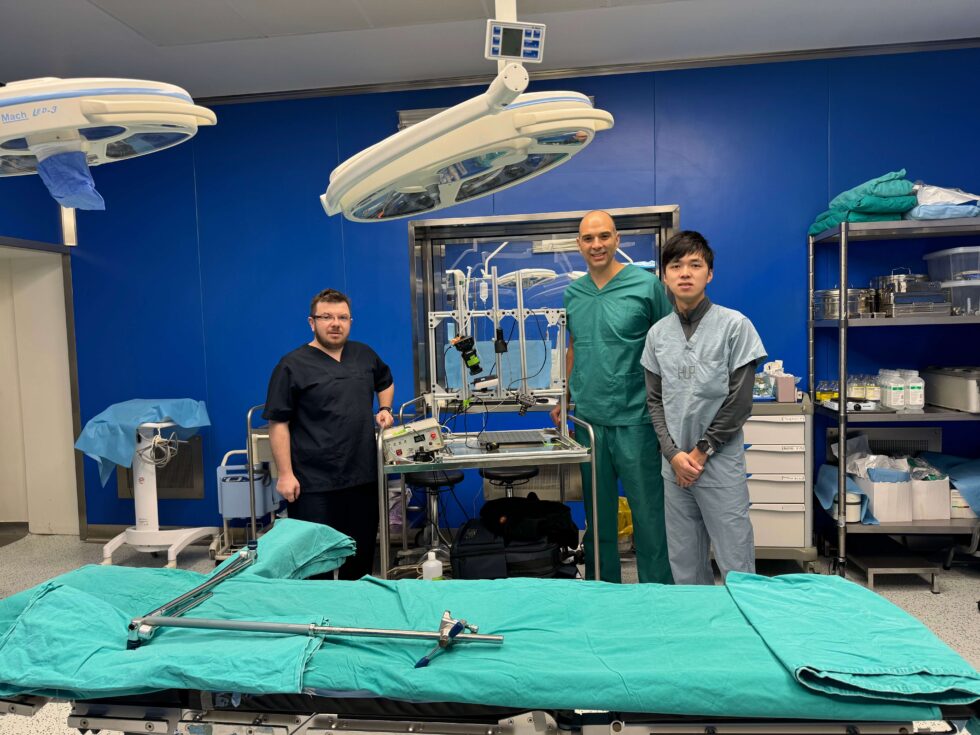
[0,77,216,209]
[321,5,614,223]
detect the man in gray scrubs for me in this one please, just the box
[641,231,766,584]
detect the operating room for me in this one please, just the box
[2,2,980,734]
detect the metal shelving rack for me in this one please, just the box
[807,217,980,578]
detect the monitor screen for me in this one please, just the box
[500,27,523,57]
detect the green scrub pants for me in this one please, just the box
[578,421,673,584]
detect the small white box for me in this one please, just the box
[854,477,912,522]
[746,474,806,503]
[750,503,806,547]
[911,478,951,521]
[744,444,806,474]
[743,415,806,445]
[950,489,979,519]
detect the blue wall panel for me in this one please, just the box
[64,47,980,529]
[655,59,829,381]
[827,49,980,200]
[0,175,61,243]
[193,97,347,477]
[71,145,209,525]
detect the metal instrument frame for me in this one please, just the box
[408,206,679,399]
[1,697,965,734]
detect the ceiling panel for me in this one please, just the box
[355,0,490,28]
[89,0,263,46]
[229,0,371,36]
[4,0,980,99]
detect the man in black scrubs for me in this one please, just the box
[264,288,395,579]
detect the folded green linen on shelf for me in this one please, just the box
[808,209,901,236]
[809,169,918,235]
[829,169,916,212]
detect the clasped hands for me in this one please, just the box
[670,447,708,488]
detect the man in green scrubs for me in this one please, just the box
[551,210,673,583]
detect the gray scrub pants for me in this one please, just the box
[663,476,755,584]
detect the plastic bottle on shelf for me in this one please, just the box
[880,370,905,410]
[421,551,444,580]
[847,375,866,401]
[864,373,881,405]
[830,380,840,400]
[815,380,831,403]
[901,369,925,411]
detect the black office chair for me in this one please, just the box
[479,466,539,499]
[403,470,465,558]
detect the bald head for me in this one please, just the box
[577,210,621,277]
[578,210,617,236]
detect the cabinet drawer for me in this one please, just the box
[747,474,806,503]
[744,444,806,474]
[750,503,806,547]
[744,415,805,445]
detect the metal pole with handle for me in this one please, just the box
[570,415,600,581]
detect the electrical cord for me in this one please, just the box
[448,485,470,524]
[136,431,181,468]
[504,314,552,414]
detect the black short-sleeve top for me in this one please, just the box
[262,342,393,492]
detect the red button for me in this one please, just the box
[396,449,403,456]
[430,433,436,439]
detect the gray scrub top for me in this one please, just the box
[641,305,766,487]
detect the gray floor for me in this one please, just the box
[0,522,28,550]
[0,535,978,734]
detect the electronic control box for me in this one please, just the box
[382,418,445,463]
[485,19,546,63]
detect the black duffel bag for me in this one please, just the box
[479,491,579,548]
[451,517,576,580]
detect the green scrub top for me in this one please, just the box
[565,265,672,425]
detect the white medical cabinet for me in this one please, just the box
[744,401,816,569]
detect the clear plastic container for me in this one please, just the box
[815,380,832,402]
[941,280,980,316]
[865,374,882,404]
[847,375,866,400]
[421,551,443,580]
[879,370,906,410]
[899,369,925,410]
[924,246,980,283]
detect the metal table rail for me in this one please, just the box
[376,418,599,580]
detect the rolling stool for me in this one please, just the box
[479,466,539,498]
[403,470,465,560]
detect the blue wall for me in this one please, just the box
[59,47,980,528]
[0,173,61,243]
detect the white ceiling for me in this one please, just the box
[0,0,978,99]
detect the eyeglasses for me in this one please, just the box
[312,314,351,323]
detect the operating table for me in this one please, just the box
[1,521,978,735]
